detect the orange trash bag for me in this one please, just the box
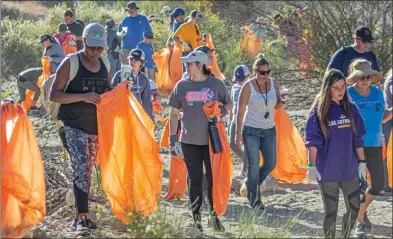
[205,34,225,81]
[387,131,393,188]
[62,34,77,55]
[1,102,46,238]
[22,56,51,112]
[169,42,183,86]
[160,118,188,201]
[152,99,163,115]
[202,101,233,216]
[259,108,308,183]
[96,81,163,224]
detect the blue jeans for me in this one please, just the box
[242,125,277,206]
[382,119,392,190]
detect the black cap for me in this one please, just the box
[125,1,139,11]
[195,45,214,54]
[39,34,51,43]
[106,19,116,28]
[355,26,373,41]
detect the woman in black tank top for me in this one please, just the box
[49,23,110,231]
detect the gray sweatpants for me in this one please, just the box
[17,77,41,103]
[319,177,360,238]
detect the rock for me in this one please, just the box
[25,227,48,238]
[65,189,75,207]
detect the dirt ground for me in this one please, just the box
[20,75,393,238]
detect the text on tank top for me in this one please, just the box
[58,52,109,135]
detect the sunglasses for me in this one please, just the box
[357,38,372,44]
[360,75,372,81]
[256,69,271,75]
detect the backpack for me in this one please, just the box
[43,53,110,121]
[110,37,121,60]
[340,46,378,71]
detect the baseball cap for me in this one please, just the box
[105,19,116,28]
[125,1,139,11]
[190,10,203,23]
[83,23,106,48]
[195,45,215,54]
[144,30,154,39]
[58,23,67,32]
[161,6,171,13]
[170,8,185,18]
[39,34,51,43]
[354,26,373,42]
[128,48,145,61]
[180,50,208,65]
[233,65,250,82]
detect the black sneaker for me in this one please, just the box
[76,216,97,231]
[251,201,265,210]
[364,212,372,232]
[355,223,366,237]
[193,213,203,233]
[29,106,40,112]
[208,212,225,232]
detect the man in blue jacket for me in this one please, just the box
[118,2,152,65]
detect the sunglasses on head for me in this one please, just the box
[257,69,271,75]
[357,38,372,44]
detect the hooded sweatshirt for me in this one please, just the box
[304,101,366,183]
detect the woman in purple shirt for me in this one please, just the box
[304,69,366,238]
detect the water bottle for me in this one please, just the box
[208,117,222,153]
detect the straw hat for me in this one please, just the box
[346,60,383,85]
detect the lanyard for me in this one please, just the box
[255,79,268,107]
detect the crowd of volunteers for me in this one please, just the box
[2,2,393,239]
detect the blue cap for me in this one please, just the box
[144,30,154,39]
[233,65,250,82]
[170,8,185,18]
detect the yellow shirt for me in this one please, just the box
[173,22,203,51]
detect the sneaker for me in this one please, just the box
[193,213,203,233]
[208,212,225,232]
[355,223,366,237]
[70,218,77,230]
[251,201,265,210]
[76,216,97,231]
[235,171,247,180]
[364,212,372,232]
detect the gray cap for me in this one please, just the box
[180,50,208,65]
[83,23,106,48]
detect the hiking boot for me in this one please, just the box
[364,212,372,232]
[29,106,40,112]
[208,212,225,232]
[355,223,366,237]
[76,216,97,231]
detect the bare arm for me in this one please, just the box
[383,106,392,123]
[169,107,181,136]
[307,146,317,165]
[236,82,250,134]
[273,79,283,109]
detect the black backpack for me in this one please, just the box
[108,35,121,60]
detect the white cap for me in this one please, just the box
[180,50,208,65]
[161,6,171,13]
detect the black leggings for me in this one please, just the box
[364,147,384,197]
[181,143,213,215]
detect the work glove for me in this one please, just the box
[120,31,127,37]
[127,80,133,91]
[169,135,183,159]
[47,56,53,62]
[307,165,321,182]
[181,41,191,49]
[166,37,173,47]
[68,40,76,46]
[219,104,227,117]
[358,161,367,180]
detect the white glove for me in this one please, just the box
[47,57,53,62]
[209,115,221,122]
[358,161,367,180]
[307,166,321,182]
[121,31,127,37]
[182,42,191,49]
[68,40,76,46]
[127,80,133,91]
